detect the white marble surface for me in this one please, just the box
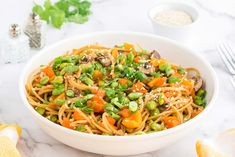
[0,0,235,156]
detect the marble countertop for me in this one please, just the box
[1,0,235,156]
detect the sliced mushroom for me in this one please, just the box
[186,68,203,91]
[151,50,161,59]
[96,54,112,67]
[139,62,155,74]
[158,104,170,112]
[80,55,93,64]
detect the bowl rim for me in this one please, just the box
[148,2,200,29]
[19,31,218,141]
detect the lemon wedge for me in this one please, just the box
[196,129,235,157]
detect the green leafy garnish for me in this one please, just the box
[32,0,91,29]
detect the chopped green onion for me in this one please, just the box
[196,89,206,98]
[177,67,185,74]
[126,53,134,64]
[111,82,118,88]
[149,72,160,78]
[83,107,93,113]
[52,76,64,84]
[167,77,181,83]
[146,101,157,110]
[35,107,45,115]
[111,112,121,120]
[66,90,75,97]
[151,108,160,116]
[150,122,162,131]
[76,125,86,132]
[135,71,148,81]
[158,95,164,105]
[128,101,138,112]
[52,86,64,96]
[84,94,95,100]
[105,88,116,99]
[159,63,170,71]
[128,92,143,100]
[104,103,119,114]
[116,64,124,71]
[111,97,124,109]
[50,115,58,122]
[55,99,65,104]
[40,76,49,85]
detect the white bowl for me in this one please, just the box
[19,32,218,156]
[148,2,200,45]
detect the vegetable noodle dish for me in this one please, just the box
[26,43,207,135]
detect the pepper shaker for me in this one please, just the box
[0,24,30,64]
[24,13,45,49]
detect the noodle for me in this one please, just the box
[25,43,207,135]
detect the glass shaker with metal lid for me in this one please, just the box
[24,13,45,49]
[0,24,30,64]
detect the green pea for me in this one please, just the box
[146,101,157,110]
[150,122,163,131]
[40,76,49,85]
[128,101,138,112]
[66,90,75,97]
[167,77,181,83]
[50,115,58,122]
[165,67,173,76]
[151,108,160,116]
[36,107,45,115]
[128,92,143,100]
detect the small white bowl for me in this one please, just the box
[148,2,200,44]
[19,32,218,156]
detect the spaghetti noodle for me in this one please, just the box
[25,43,207,135]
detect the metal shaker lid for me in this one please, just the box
[28,13,41,25]
[9,24,21,38]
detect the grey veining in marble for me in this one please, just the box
[0,0,235,156]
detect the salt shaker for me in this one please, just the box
[24,13,45,49]
[0,24,30,64]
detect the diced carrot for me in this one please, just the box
[163,116,180,128]
[148,77,167,88]
[118,78,128,84]
[151,58,166,67]
[182,80,194,92]
[122,111,142,129]
[62,118,73,129]
[112,48,119,59]
[73,110,85,121]
[72,49,79,54]
[119,108,132,118]
[124,43,135,51]
[87,96,106,113]
[91,89,105,98]
[93,70,104,81]
[34,77,41,84]
[107,116,116,125]
[134,56,141,63]
[96,89,106,98]
[43,66,55,78]
[132,82,147,94]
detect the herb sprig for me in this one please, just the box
[33,0,91,29]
